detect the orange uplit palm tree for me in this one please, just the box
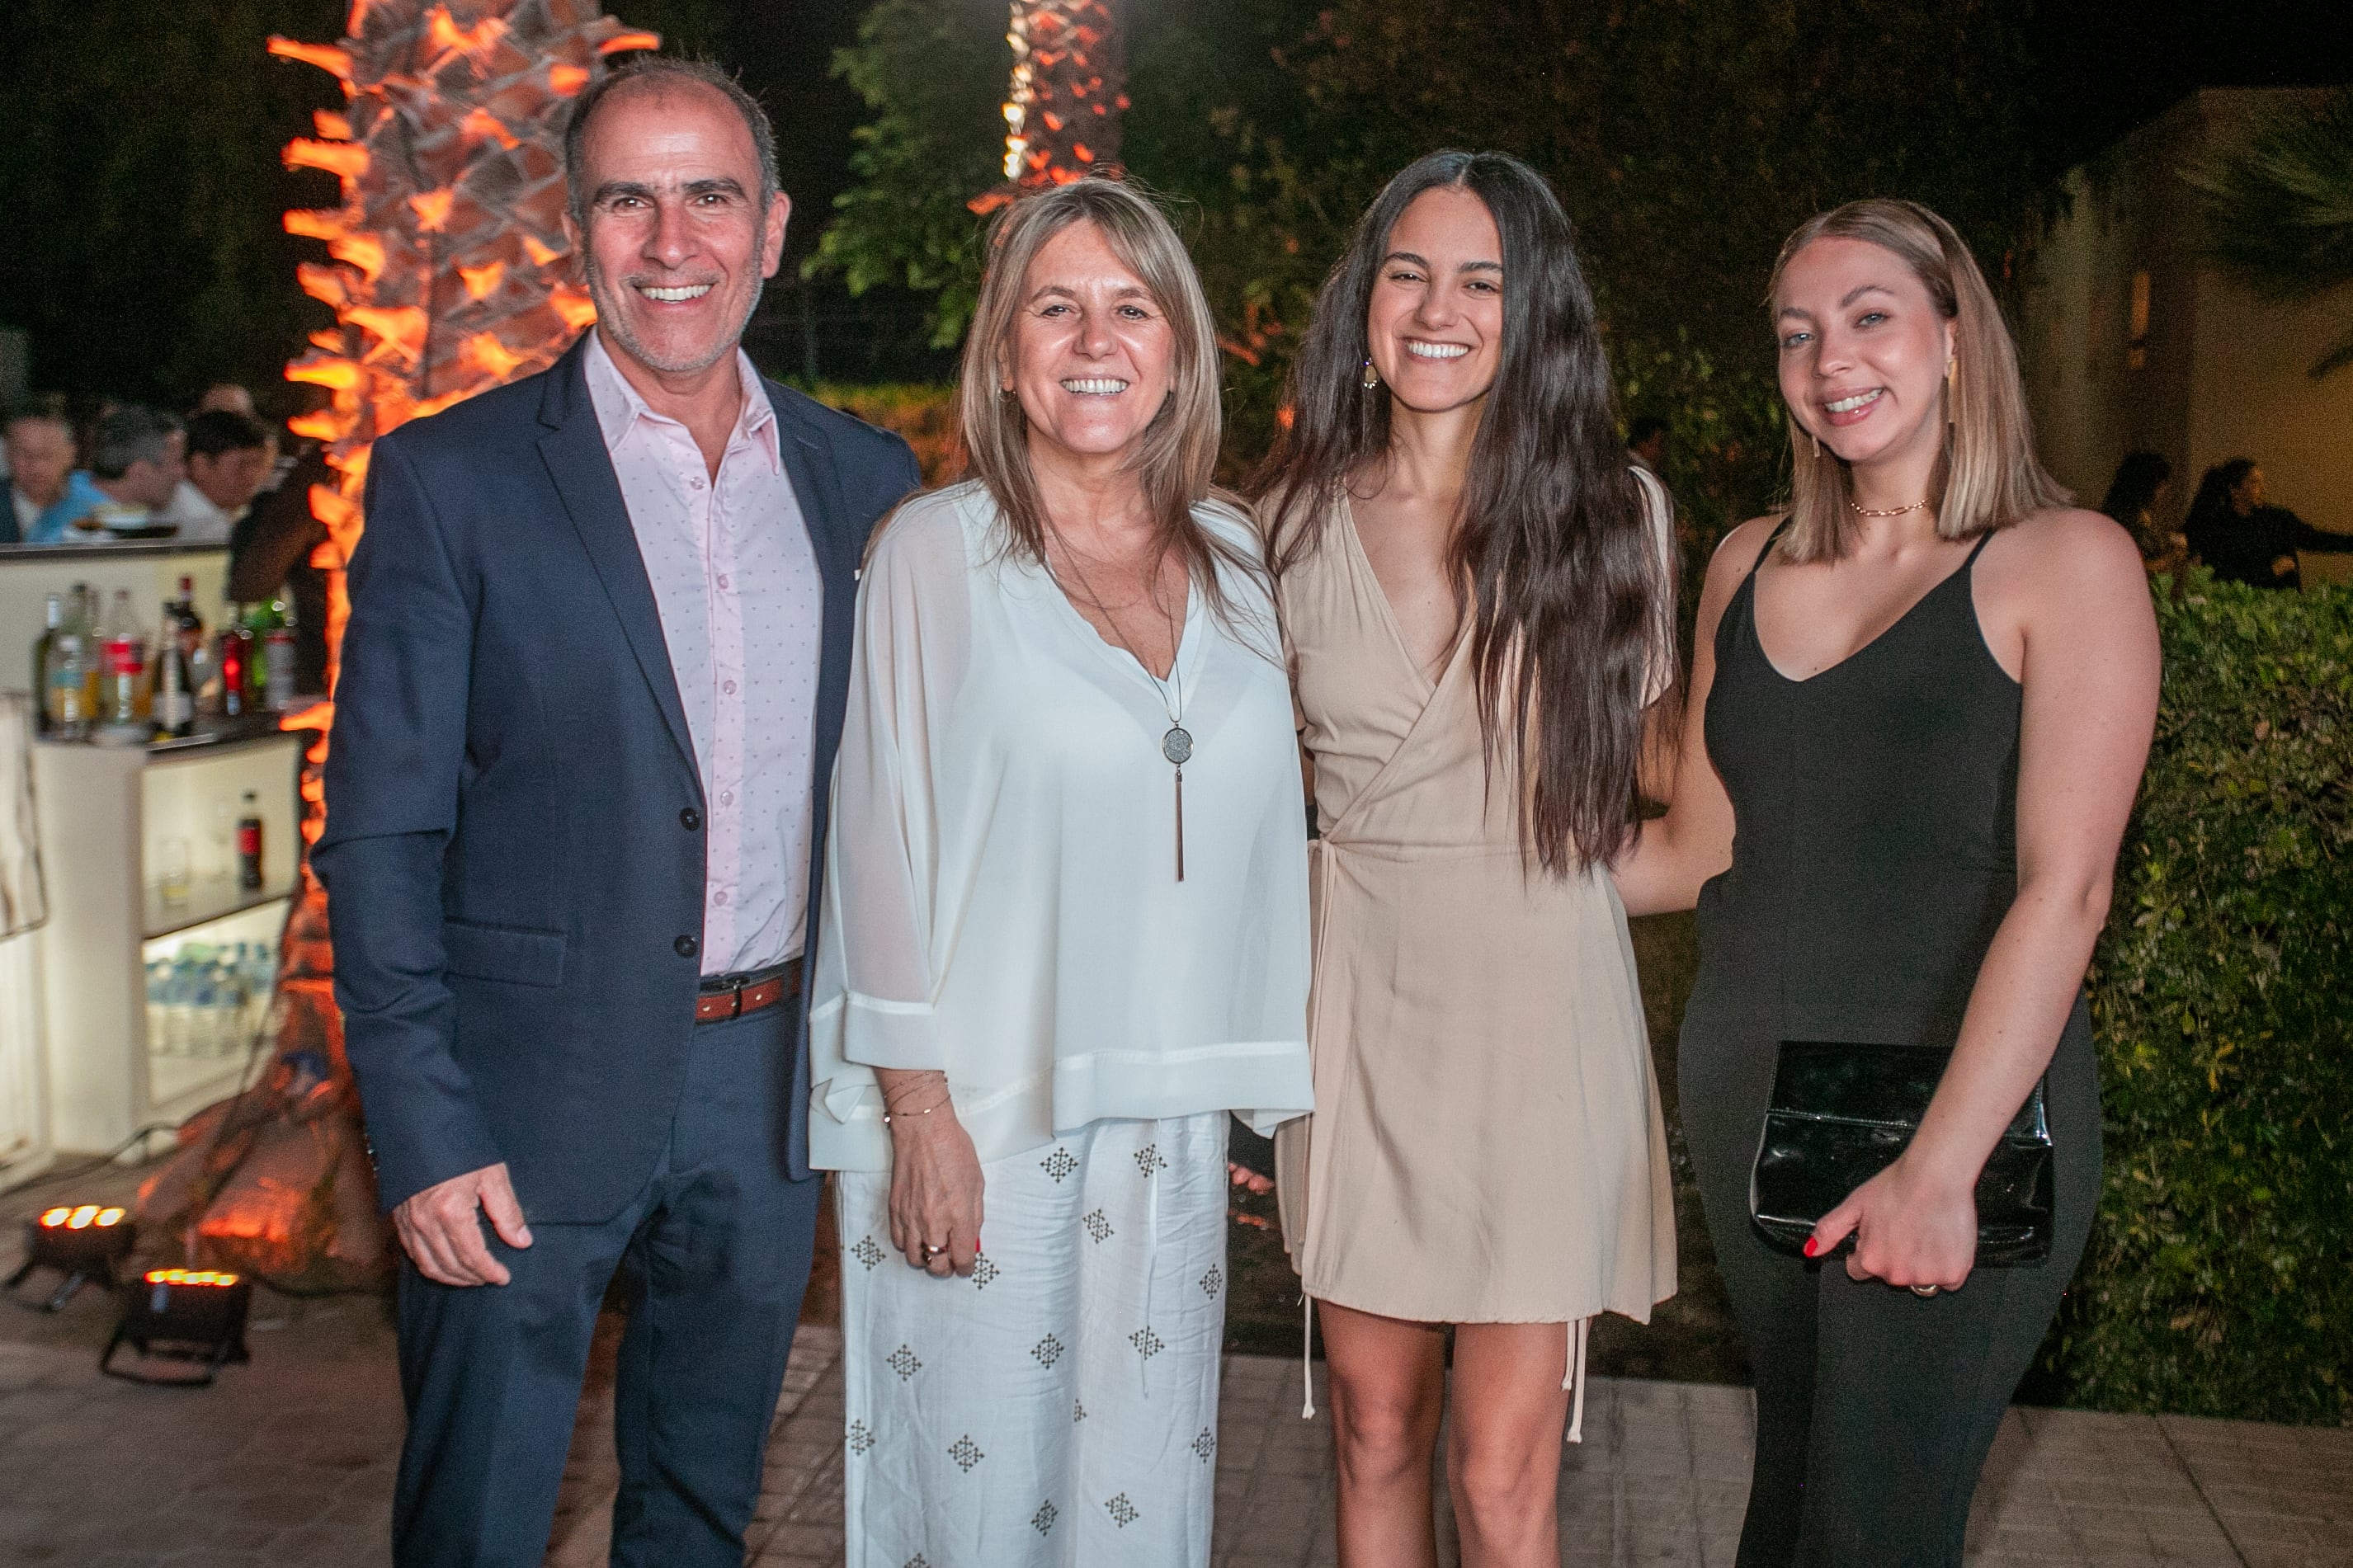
[990,0,1128,195]
[137,0,657,1288]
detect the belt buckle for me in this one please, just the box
[700,972,749,1024]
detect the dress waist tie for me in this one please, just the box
[1563,1316,1590,1443]
[1301,1293,1316,1418]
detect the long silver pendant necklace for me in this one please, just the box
[1152,657,1191,882]
[1052,538,1192,881]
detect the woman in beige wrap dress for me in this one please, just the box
[1255,153,1678,1568]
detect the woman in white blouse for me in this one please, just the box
[809,178,1313,1566]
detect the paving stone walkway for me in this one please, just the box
[4,1175,2349,1566]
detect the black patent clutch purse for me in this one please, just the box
[1750,1040,2054,1267]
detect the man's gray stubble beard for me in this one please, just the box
[583,252,766,377]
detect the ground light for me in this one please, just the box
[101,1268,253,1387]
[5,1204,134,1311]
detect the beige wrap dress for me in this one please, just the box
[1274,490,1678,1330]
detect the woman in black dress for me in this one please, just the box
[1615,199,2160,1566]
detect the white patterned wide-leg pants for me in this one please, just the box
[837,1112,1231,1568]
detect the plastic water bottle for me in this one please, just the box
[146,959,175,1055]
[210,952,249,1056]
[188,953,221,1057]
[163,950,199,1057]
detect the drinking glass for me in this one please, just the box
[158,838,192,904]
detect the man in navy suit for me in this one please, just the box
[317,58,917,1566]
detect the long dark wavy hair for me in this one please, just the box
[2186,457,2258,535]
[2100,451,2171,524]
[1250,150,1670,874]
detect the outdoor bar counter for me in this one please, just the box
[0,539,303,1184]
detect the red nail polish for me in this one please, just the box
[1803,1237,1820,1258]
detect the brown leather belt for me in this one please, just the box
[695,958,801,1024]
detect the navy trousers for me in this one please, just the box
[390,1006,823,1568]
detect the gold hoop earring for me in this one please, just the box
[1360,358,1379,392]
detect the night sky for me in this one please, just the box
[2034,0,2353,164]
[722,0,2353,254]
[5,0,2349,403]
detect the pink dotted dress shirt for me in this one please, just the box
[584,331,823,976]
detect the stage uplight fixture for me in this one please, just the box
[101,1268,254,1387]
[5,1203,135,1311]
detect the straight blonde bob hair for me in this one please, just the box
[1768,198,2068,563]
[957,177,1258,618]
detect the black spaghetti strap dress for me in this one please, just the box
[1678,525,2102,1566]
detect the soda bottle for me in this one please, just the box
[97,593,144,745]
[97,590,149,734]
[237,790,264,891]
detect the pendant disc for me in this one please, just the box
[1162,726,1194,765]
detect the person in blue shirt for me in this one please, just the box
[2,409,106,544]
[73,407,186,538]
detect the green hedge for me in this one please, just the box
[2048,572,2353,1424]
[799,382,960,487]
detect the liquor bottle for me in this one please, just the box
[242,598,276,709]
[42,621,89,741]
[237,791,264,891]
[82,587,106,722]
[174,577,216,718]
[263,597,298,713]
[218,599,254,719]
[31,594,64,736]
[151,600,196,739]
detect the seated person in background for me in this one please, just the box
[3,407,106,545]
[75,407,186,536]
[2184,458,2353,591]
[1627,412,1669,473]
[228,440,332,694]
[1626,412,1698,564]
[2099,450,2181,573]
[157,410,276,544]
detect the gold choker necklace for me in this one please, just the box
[1846,497,1931,518]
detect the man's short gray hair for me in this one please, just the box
[563,59,780,231]
[90,406,180,481]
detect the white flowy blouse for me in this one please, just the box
[809,482,1313,1171]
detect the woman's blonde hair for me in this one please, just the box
[1768,198,2068,563]
[957,177,1257,615]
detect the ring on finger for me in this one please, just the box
[921,1242,946,1260]
[1910,1284,1940,1298]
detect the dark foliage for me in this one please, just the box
[2044,573,2353,1424]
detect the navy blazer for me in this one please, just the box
[317,337,919,1221]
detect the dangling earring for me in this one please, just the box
[1360,357,1379,392]
[1945,359,1957,430]
[1808,428,1820,459]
